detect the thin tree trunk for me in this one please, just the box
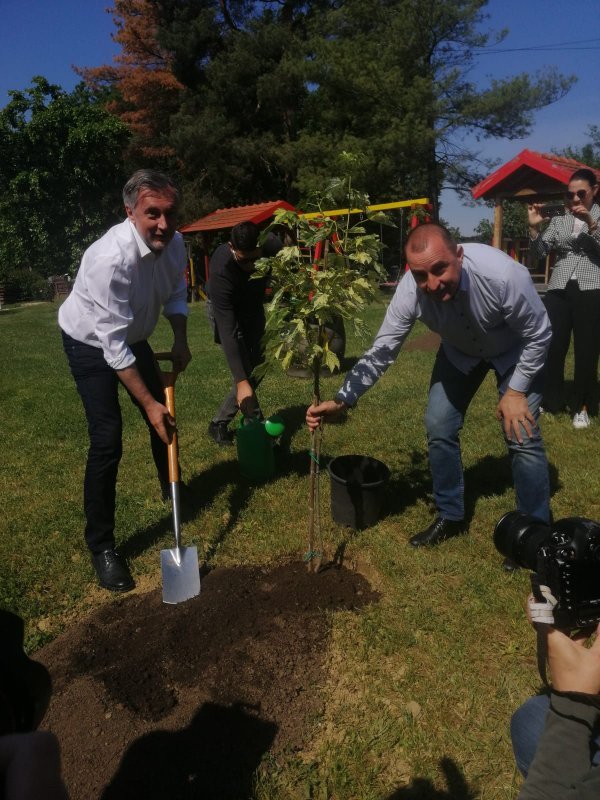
[307,354,322,572]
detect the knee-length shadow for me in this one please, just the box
[102,701,277,800]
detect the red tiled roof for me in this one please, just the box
[179,200,295,233]
[471,149,600,200]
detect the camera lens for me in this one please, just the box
[493,511,551,570]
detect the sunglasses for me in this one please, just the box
[565,189,589,201]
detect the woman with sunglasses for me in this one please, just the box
[528,168,600,429]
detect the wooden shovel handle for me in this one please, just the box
[155,353,179,483]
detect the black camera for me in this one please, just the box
[494,512,600,628]
[540,202,565,219]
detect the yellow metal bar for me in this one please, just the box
[299,198,429,220]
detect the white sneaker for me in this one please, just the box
[572,410,590,429]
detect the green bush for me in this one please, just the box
[2,269,53,303]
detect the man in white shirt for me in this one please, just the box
[59,170,191,592]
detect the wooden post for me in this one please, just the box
[493,198,503,250]
[201,233,211,282]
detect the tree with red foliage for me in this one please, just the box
[76,0,183,163]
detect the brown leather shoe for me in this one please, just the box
[409,517,465,547]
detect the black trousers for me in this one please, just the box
[206,301,264,424]
[543,282,600,415]
[62,332,168,553]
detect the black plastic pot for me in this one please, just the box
[327,455,390,530]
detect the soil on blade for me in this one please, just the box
[37,561,378,800]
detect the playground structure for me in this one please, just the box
[178,197,431,300]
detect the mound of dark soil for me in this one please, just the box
[37,562,378,799]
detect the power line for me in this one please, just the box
[474,38,600,55]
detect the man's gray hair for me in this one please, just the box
[122,169,180,208]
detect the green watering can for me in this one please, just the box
[236,415,285,481]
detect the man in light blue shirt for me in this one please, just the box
[307,223,551,549]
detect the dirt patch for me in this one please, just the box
[36,562,378,800]
[403,331,440,352]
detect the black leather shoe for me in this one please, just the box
[208,421,234,446]
[409,517,465,548]
[502,556,521,573]
[91,549,135,592]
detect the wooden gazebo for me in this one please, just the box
[471,149,600,248]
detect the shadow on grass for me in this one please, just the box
[122,408,561,564]
[101,701,277,800]
[385,757,477,799]
[121,405,316,564]
[380,451,560,528]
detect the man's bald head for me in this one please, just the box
[405,223,463,302]
[405,223,457,256]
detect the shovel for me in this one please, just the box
[155,353,201,604]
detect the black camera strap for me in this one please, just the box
[535,626,550,688]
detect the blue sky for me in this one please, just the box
[1,0,598,235]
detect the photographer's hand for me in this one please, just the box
[544,623,600,694]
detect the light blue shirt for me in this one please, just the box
[336,243,551,406]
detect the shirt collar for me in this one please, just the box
[128,220,154,259]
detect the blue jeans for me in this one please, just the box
[510,695,550,777]
[62,332,168,554]
[424,348,550,522]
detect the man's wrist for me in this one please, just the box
[334,394,353,410]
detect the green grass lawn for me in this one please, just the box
[1,297,599,798]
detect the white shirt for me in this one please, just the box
[59,220,188,369]
[337,243,551,406]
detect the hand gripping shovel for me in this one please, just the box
[155,353,201,604]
